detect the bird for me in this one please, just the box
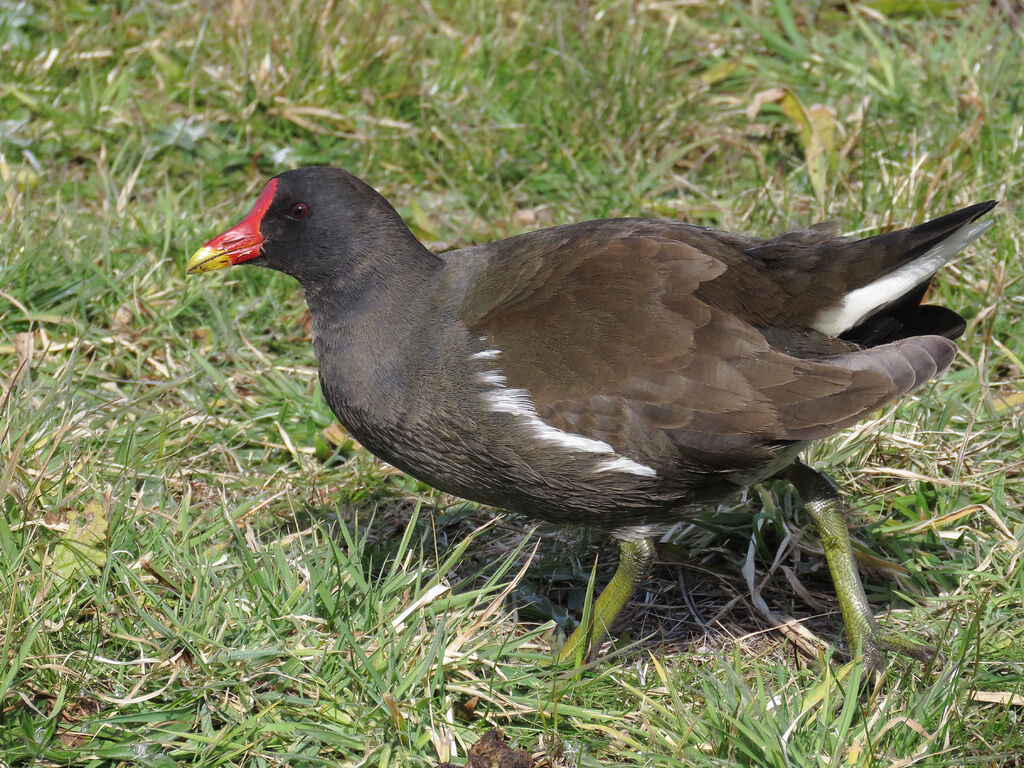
[187,166,995,674]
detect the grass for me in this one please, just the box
[1,0,1022,765]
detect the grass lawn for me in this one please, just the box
[2,0,1022,765]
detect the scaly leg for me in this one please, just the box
[556,536,655,664]
[786,462,937,676]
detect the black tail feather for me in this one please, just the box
[864,200,997,268]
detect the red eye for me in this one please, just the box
[288,202,309,220]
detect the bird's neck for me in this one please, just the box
[304,244,446,425]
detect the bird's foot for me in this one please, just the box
[555,536,655,665]
[859,629,941,678]
[784,461,941,679]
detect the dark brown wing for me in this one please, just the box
[459,224,952,465]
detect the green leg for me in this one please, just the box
[786,462,937,676]
[556,536,655,664]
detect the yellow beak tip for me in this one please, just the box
[186,246,232,274]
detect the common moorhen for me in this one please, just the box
[188,167,995,673]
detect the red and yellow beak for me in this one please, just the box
[186,179,278,274]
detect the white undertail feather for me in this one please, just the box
[476,369,658,478]
[811,218,993,337]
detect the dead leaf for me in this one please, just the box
[746,87,788,120]
[436,728,534,768]
[322,422,358,449]
[46,500,109,582]
[112,304,133,335]
[993,389,1024,414]
[13,330,34,375]
[513,209,537,227]
[967,690,1024,707]
[748,88,840,207]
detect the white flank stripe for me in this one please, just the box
[596,456,658,477]
[811,218,993,336]
[479,370,657,477]
[482,386,535,414]
[525,414,617,453]
[477,371,507,387]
